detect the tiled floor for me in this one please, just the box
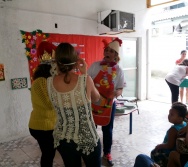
[0,100,172,167]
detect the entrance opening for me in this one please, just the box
[149,35,187,103]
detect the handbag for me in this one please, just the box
[176,137,188,154]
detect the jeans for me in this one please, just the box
[57,139,101,167]
[102,102,116,154]
[29,128,56,167]
[134,154,154,167]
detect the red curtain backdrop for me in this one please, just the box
[20,30,114,83]
[39,34,114,67]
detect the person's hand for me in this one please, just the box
[151,163,160,167]
[77,58,87,74]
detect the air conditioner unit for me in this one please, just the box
[97,10,135,35]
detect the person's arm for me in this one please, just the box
[87,75,100,103]
[186,126,188,146]
[186,67,188,76]
[77,58,87,75]
[155,127,177,150]
[114,88,123,98]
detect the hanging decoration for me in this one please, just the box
[20,29,113,83]
[20,29,49,83]
[11,77,28,90]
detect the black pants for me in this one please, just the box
[165,79,179,103]
[29,128,56,167]
[102,102,116,155]
[57,139,101,167]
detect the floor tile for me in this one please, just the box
[0,100,172,167]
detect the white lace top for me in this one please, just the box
[47,75,99,155]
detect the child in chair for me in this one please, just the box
[151,102,187,167]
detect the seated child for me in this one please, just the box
[167,123,188,167]
[151,102,187,167]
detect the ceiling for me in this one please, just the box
[1,0,146,21]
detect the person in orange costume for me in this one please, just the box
[88,38,126,166]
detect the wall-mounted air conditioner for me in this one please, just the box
[97,10,135,35]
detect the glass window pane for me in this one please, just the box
[122,70,137,97]
[119,39,137,97]
[119,40,137,69]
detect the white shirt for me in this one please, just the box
[165,65,187,86]
[88,61,126,90]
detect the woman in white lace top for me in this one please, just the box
[47,42,101,167]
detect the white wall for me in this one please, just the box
[0,0,151,142]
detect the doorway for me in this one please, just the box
[119,38,138,97]
[148,35,187,103]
